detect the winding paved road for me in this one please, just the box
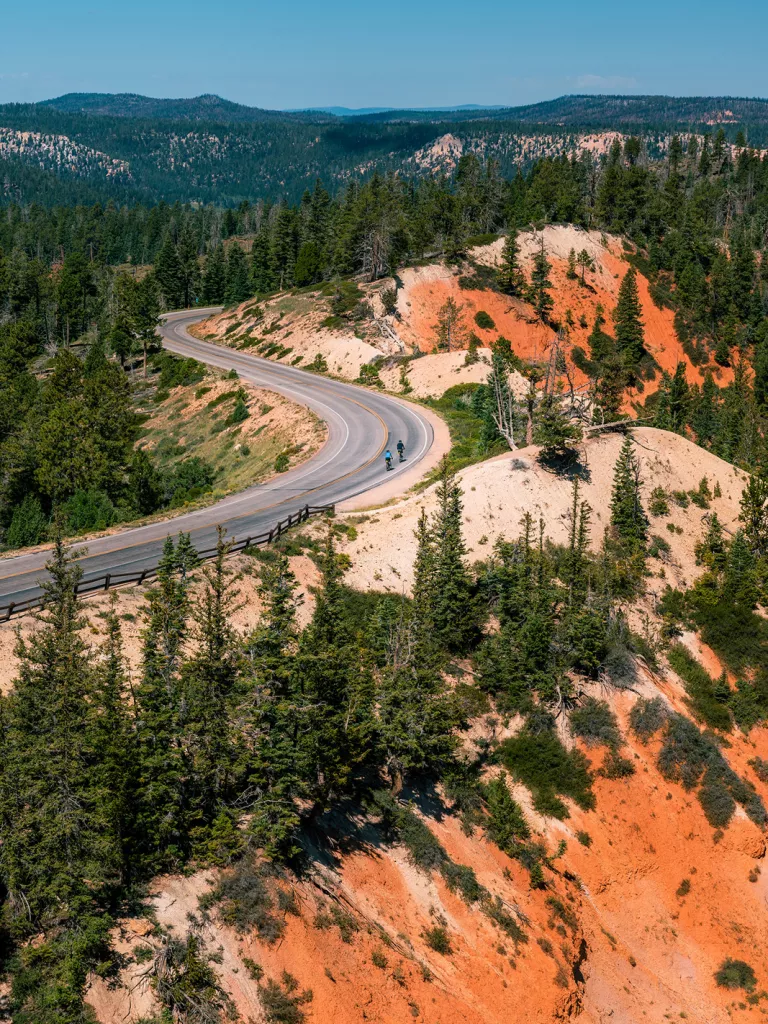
[0,308,434,610]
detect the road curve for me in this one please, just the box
[0,308,434,608]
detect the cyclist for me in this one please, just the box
[396,439,405,461]
[384,449,393,470]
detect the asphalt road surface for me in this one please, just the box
[0,308,434,610]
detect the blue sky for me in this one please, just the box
[1,0,766,109]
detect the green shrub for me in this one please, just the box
[570,698,620,748]
[484,772,530,852]
[260,972,313,1024]
[714,958,757,993]
[474,310,496,331]
[698,779,736,828]
[442,862,484,904]
[657,714,716,790]
[498,727,595,819]
[226,398,250,425]
[600,750,636,779]
[153,351,206,390]
[688,478,711,509]
[397,809,447,872]
[61,489,117,534]
[688,591,768,676]
[465,232,498,248]
[748,757,768,783]
[657,713,767,828]
[164,457,215,506]
[371,948,388,969]
[206,388,240,409]
[576,830,592,847]
[242,957,264,981]
[423,926,452,955]
[676,878,691,898]
[649,486,670,516]
[5,494,48,548]
[648,534,671,559]
[274,452,290,473]
[667,644,732,731]
[313,904,359,943]
[546,895,577,932]
[307,353,328,373]
[629,697,668,741]
[356,362,383,386]
[201,859,285,942]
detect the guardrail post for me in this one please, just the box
[0,504,339,620]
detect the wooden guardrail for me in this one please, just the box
[0,502,334,622]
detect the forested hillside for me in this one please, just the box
[2,130,768,549]
[2,92,768,206]
[1,85,768,1021]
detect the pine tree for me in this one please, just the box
[245,552,305,859]
[610,434,648,547]
[183,530,240,840]
[485,772,530,852]
[577,248,595,285]
[530,240,554,322]
[0,539,121,1018]
[497,229,525,295]
[92,596,136,877]
[430,461,477,652]
[654,371,673,430]
[696,512,728,572]
[587,304,613,362]
[725,529,758,605]
[201,243,227,304]
[566,248,577,280]
[134,535,197,870]
[225,243,252,305]
[154,233,185,309]
[270,206,298,290]
[176,223,200,307]
[132,274,161,378]
[562,478,592,606]
[667,362,690,431]
[613,266,645,363]
[299,530,373,804]
[739,475,768,557]
[535,393,583,464]
[691,371,720,447]
[375,600,460,790]
[251,228,274,293]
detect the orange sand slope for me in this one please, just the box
[86,426,768,1024]
[196,226,731,411]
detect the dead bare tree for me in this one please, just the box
[489,352,519,450]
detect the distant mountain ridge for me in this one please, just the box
[2,92,768,209]
[39,92,331,124]
[38,91,768,128]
